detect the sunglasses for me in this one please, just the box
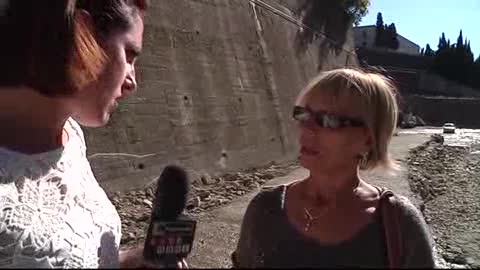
[292,106,365,129]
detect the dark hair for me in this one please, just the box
[0,0,148,97]
[76,0,148,40]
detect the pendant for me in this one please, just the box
[304,208,315,232]
[304,220,313,232]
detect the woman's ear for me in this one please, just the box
[360,128,373,154]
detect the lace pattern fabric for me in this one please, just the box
[0,119,121,268]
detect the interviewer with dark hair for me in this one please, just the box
[0,0,187,268]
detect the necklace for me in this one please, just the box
[303,206,329,232]
[302,186,360,232]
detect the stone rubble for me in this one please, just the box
[408,134,479,269]
[107,161,299,248]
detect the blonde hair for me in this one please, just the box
[296,68,400,171]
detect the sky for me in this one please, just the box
[358,0,480,58]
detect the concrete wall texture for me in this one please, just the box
[83,0,357,192]
[417,71,480,97]
[405,95,480,128]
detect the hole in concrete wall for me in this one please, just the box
[196,30,200,35]
[137,163,145,170]
[270,137,276,142]
[238,98,242,103]
[221,152,228,158]
[184,96,189,101]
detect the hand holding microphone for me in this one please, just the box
[142,165,196,268]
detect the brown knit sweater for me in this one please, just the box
[232,184,435,268]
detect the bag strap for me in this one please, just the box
[377,186,402,269]
[231,251,239,268]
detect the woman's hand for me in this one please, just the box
[119,245,188,269]
[142,258,189,269]
[176,258,189,269]
[119,245,143,268]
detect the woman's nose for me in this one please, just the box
[298,117,317,132]
[122,75,137,95]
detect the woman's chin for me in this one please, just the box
[299,155,317,170]
[73,113,110,128]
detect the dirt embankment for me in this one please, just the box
[408,135,480,269]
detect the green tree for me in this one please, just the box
[343,0,370,25]
[375,12,384,47]
[293,0,370,70]
[456,30,464,48]
[432,30,477,89]
[452,30,473,83]
[433,32,452,79]
[373,14,398,50]
[386,23,399,49]
[463,40,474,65]
[424,44,435,57]
[437,32,448,51]
[473,56,480,89]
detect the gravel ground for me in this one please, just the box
[407,135,480,269]
[107,161,299,248]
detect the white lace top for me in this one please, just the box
[0,119,121,268]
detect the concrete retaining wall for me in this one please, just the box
[84,0,357,192]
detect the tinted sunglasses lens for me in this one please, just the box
[293,106,363,128]
[324,115,341,128]
[293,106,309,121]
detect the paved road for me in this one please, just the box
[188,133,431,268]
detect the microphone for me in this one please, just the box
[143,165,196,268]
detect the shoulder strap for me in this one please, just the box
[231,251,239,268]
[377,187,403,269]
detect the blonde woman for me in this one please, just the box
[232,69,435,268]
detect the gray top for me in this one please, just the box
[233,184,435,268]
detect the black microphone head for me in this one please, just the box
[154,165,189,220]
